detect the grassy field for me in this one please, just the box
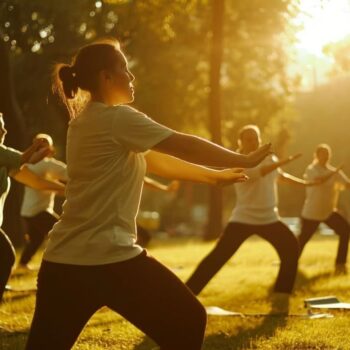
[1,234,350,350]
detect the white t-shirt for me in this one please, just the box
[20,158,67,217]
[44,102,173,265]
[302,163,349,221]
[229,154,280,225]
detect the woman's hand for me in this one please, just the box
[213,168,248,186]
[242,144,272,168]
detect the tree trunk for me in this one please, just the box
[204,0,225,240]
[0,40,27,246]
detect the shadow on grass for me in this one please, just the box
[207,295,290,350]
[132,314,287,350]
[294,269,334,292]
[205,314,287,350]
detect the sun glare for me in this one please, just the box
[295,0,350,57]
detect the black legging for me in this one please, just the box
[186,221,299,295]
[20,211,58,265]
[298,211,350,265]
[26,250,206,350]
[0,229,16,301]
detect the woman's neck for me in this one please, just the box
[90,92,123,106]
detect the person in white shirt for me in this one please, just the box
[186,125,320,299]
[25,40,271,350]
[19,133,67,268]
[298,144,350,271]
[0,113,65,302]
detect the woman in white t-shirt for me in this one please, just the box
[186,125,319,300]
[19,133,67,268]
[25,40,271,350]
[298,144,350,271]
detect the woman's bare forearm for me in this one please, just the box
[145,151,247,186]
[153,132,270,168]
[145,150,218,184]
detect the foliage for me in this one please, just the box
[1,0,301,142]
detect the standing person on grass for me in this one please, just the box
[18,133,67,269]
[0,113,65,302]
[298,144,350,274]
[186,125,323,311]
[25,39,271,350]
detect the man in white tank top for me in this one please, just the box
[19,134,67,268]
[186,125,322,310]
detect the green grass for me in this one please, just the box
[1,234,350,349]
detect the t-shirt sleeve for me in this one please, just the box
[111,105,174,152]
[47,159,68,181]
[0,145,22,170]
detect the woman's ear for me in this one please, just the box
[99,70,112,83]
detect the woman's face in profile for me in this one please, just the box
[106,51,135,105]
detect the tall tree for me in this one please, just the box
[205,0,225,240]
[1,0,301,241]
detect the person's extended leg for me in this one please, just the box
[324,212,350,265]
[297,218,320,257]
[0,229,15,301]
[259,222,299,293]
[103,251,206,350]
[186,222,252,295]
[25,261,102,350]
[20,212,58,266]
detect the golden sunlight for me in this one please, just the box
[295,0,350,57]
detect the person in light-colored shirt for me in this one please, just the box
[186,125,321,308]
[26,40,271,350]
[18,133,67,268]
[298,144,350,272]
[0,113,64,302]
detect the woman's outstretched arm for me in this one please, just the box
[152,132,271,168]
[145,150,248,185]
